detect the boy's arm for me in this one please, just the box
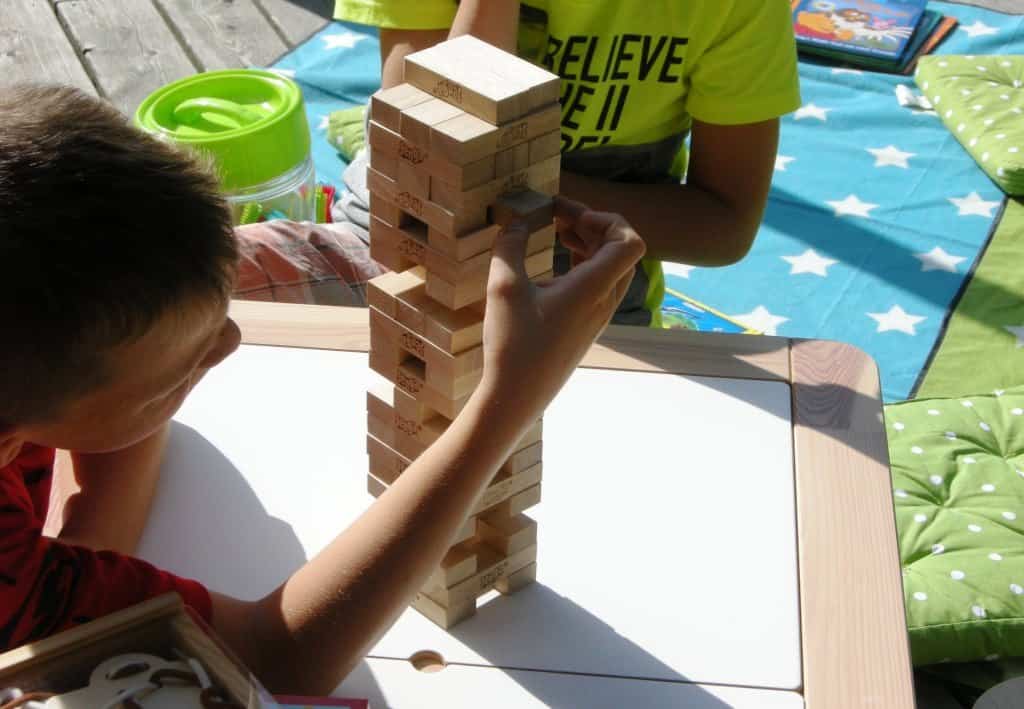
[51,422,169,555]
[379,0,519,89]
[208,203,644,695]
[560,118,780,267]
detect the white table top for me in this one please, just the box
[139,343,801,697]
[338,658,804,709]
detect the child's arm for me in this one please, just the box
[379,0,519,89]
[208,202,644,694]
[560,118,781,267]
[49,423,170,555]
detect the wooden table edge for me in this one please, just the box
[231,301,915,706]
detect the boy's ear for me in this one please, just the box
[0,427,26,468]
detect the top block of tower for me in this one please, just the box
[403,35,560,125]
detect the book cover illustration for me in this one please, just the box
[793,0,927,60]
[661,289,754,334]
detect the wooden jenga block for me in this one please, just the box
[368,167,488,236]
[370,267,485,355]
[495,561,537,595]
[503,441,543,475]
[369,218,429,273]
[371,307,484,393]
[391,383,436,425]
[423,542,538,607]
[404,35,559,125]
[426,223,501,262]
[369,119,495,191]
[366,471,388,498]
[369,191,414,228]
[484,481,542,518]
[478,512,537,556]
[430,103,561,166]
[494,142,530,178]
[412,590,476,629]
[366,403,449,464]
[428,539,478,588]
[426,247,554,310]
[370,83,433,131]
[429,154,560,214]
[529,130,562,164]
[370,148,399,179]
[454,517,477,545]
[367,267,427,319]
[397,160,431,200]
[400,97,463,148]
[368,346,471,420]
[367,435,543,515]
[489,189,556,232]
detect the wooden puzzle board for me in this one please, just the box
[136,302,915,709]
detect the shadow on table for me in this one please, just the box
[138,422,311,598]
[140,423,388,702]
[402,584,738,708]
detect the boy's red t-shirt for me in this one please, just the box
[0,444,212,651]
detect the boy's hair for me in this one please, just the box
[0,85,237,427]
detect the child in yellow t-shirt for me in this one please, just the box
[335,0,801,327]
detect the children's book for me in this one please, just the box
[801,9,943,72]
[792,0,928,61]
[661,289,755,334]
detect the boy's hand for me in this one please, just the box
[478,197,645,422]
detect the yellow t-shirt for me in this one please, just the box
[336,0,802,326]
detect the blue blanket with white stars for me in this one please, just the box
[269,2,1023,402]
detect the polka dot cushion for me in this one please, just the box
[888,388,1024,665]
[914,55,1024,196]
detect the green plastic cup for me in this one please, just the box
[135,69,315,224]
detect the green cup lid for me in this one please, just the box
[134,69,310,191]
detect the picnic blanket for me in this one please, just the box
[268,2,1024,403]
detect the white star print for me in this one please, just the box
[827,195,879,218]
[775,155,796,172]
[317,115,330,131]
[322,32,370,50]
[868,306,927,336]
[949,191,1001,218]
[867,145,916,168]
[732,306,789,336]
[1005,325,1024,349]
[794,103,831,121]
[960,20,999,38]
[782,249,837,277]
[663,263,697,279]
[915,247,967,273]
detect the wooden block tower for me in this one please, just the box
[364,35,561,628]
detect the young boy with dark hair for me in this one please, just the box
[0,84,645,693]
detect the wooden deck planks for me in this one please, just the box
[0,0,95,92]
[155,0,289,71]
[257,0,333,47]
[56,0,197,114]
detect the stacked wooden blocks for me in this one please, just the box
[364,35,562,629]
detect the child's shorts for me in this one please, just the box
[233,220,384,306]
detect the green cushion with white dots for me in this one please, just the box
[914,55,1024,196]
[888,387,1024,666]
